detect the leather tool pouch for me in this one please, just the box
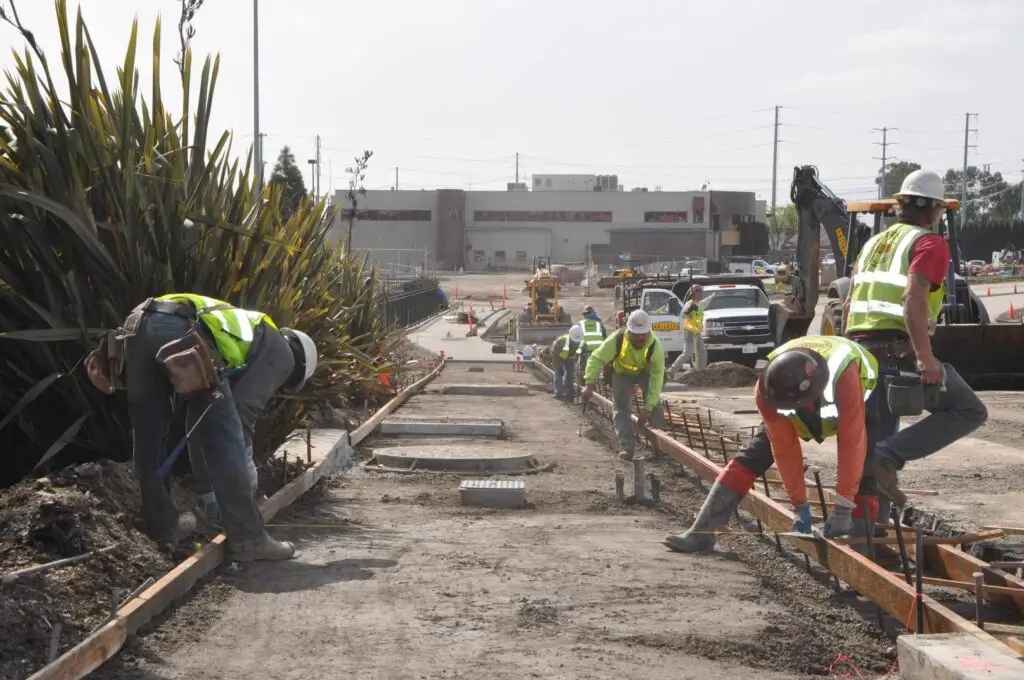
[84,301,148,394]
[154,322,221,397]
[885,372,924,417]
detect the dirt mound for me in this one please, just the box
[0,460,188,680]
[679,362,759,388]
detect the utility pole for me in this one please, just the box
[872,127,896,198]
[515,152,519,184]
[1019,158,1024,220]
[395,166,399,190]
[961,113,978,229]
[315,134,322,200]
[252,0,262,194]
[770,105,781,223]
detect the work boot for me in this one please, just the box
[157,512,197,548]
[229,532,296,562]
[663,480,744,553]
[869,459,908,506]
[196,496,224,533]
[617,449,635,461]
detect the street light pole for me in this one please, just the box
[253,0,262,194]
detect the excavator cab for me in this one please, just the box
[783,165,1024,390]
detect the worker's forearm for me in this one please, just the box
[903,286,934,360]
[834,367,867,502]
[756,387,807,505]
[584,351,607,384]
[645,349,665,411]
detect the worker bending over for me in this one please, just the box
[551,325,584,400]
[581,310,666,461]
[664,335,880,551]
[668,284,707,374]
[87,294,317,561]
[844,170,987,510]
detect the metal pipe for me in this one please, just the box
[974,571,986,629]
[633,457,646,501]
[915,525,925,633]
[891,507,914,585]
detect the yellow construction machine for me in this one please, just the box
[774,165,1024,390]
[510,266,573,345]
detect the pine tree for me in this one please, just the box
[268,146,308,220]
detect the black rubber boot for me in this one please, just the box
[663,480,744,553]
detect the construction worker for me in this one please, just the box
[667,284,707,374]
[581,310,666,461]
[551,325,585,400]
[664,335,880,551]
[123,294,317,561]
[843,170,987,511]
[577,305,607,385]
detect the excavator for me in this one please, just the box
[771,165,1024,390]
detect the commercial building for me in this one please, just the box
[330,174,765,271]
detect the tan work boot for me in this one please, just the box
[229,532,296,562]
[870,460,908,506]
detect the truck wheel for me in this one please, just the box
[820,300,843,336]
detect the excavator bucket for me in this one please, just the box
[931,322,1024,391]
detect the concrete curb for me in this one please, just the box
[26,360,447,680]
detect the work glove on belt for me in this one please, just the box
[791,504,813,534]
[823,496,857,538]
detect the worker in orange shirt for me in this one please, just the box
[757,336,880,537]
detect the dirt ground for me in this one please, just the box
[90,364,899,679]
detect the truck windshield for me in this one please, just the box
[700,289,769,311]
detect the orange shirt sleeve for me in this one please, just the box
[833,364,867,502]
[755,381,807,506]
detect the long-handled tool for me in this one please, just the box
[577,401,588,437]
[157,391,223,477]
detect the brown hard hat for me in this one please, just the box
[761,347,829,410]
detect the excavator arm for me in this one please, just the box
[773,166,858,340]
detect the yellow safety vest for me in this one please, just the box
[846,223,946,335]
[766,336,878,442]
[684,306,704,333]
[614,329,656,375]
[155,293,277,369]
[557,335,580,360]
[580,318,605,351]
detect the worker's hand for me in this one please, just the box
[581,384,595,403]
[916,353,945,385]
[636,408,652,428]
[823,496,856,538]
[791,504,813,534]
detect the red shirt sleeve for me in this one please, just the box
[908,234,950,289]
[833,365,866,503]
[755,381,807,507]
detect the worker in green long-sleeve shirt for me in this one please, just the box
[581,309,666,461]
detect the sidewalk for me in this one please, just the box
[410,308,515,361]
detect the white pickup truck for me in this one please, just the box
[626,278,775,368]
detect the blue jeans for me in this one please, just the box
[552,358,575,398]
[126,312,266,542]
[873,356,988,471]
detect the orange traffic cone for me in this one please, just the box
[1010,303,1016,320]
[987,287,991,296]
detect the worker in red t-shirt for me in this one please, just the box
[842,170,987,523]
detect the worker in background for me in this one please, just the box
[664,335,880,551]
[581,310,666,461]
[577,305,607,384]
[843,170,987,514]
[122,294,316,561]
[551,325,585,401]
[667,284,706,375]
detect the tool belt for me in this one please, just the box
[84,298,222,398]
[854,336,945,417]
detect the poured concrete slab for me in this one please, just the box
[378,416,505,437]
[460,479,527,508]
[897,633,1024,679]
[366,443,542,474]
[441,383,530,397]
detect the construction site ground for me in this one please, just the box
[93,362,898,679]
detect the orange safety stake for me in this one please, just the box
[987,287,992,296]
[1010,302,1017,320]
[469,303,475,333]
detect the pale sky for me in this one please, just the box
[2,0,1022,204]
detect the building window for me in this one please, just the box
[360,210,432,221]
[545,178,552,188]
[644,211,688,223]
[515,250,527,260]
[534,177,541,187]
[732,214,742,225]
[472,210,613,222]
[494,250,506,263]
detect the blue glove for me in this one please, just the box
[791,504,813,534]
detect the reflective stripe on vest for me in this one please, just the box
[767,336,878,441]
[846,223,946,334]
[684,306,704,333]
[580,318,604,350]
[614,330,654,374]
[154,293,276,368]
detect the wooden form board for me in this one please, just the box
[26,360,447,680]
[534,363,1020,658]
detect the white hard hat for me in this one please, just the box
[896,170,945,203]
[626,309,652,334]
[281,328,318,391]
[569,325,584,343]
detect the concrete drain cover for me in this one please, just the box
[377,416,505,437]
[364,444,548,475]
